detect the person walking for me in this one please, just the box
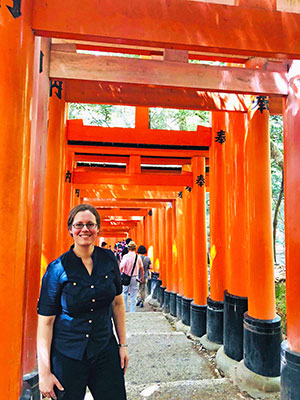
[136,245,152,308]
[37,204,128,400]
[120,241,143,312]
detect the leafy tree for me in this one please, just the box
[270,115,284,264]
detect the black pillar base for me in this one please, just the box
[147,278,152,295]
[176,294,182,320]
[207,296,224,344]
[281,340,300,400]
[159,285,166,307]
[224,291,248,361]
[151,272,159,299]
[190,302,207,337]
[169,291,177,317]
[182,296,193,326]
[156,279,162,303]
[164,290,171,314]
[21,370,39,400]
[244,312,281,377]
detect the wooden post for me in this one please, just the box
[0,1,35,397]
[182,184,194,325]
[281,60,300,399]
[42,80,67,265]
[223,112,248,361]
[246,98,275,320]
[159,207,167,287]
[242,96,281,377]
[209,112,227,302]
[190,156,208,337]
[22,36,50,376]
[191,156,208,305]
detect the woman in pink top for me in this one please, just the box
[120,241,144,312]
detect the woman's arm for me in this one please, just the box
[112,294,129,373]
[37,315,64,399]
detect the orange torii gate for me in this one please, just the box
[2,1,300,399]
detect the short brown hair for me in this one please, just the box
[67,204,100,229]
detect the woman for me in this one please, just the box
[136,245,152,308]
[37,204,128,400]
[119,241,143,313]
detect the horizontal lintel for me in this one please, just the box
[64,80,283,114]
[67,119,211,147]
[72,170,193,187]
[50,51,288,96]
[33,1,300,58]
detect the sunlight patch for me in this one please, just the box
[140,384,160,397]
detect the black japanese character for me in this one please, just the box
[65,170,72,183]
[252,96,269,114]
[50,80,63,99]
[196,175,205,187]
[215,130,226,144]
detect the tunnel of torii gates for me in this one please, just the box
[3,0,300,399]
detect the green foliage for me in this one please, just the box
[275,282,286,336]
[68,103,135,127]
[149,108,210,130]
[270,116,285,257]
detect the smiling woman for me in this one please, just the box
[37,204,128,400]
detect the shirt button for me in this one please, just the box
[92,299,96,302]
[86,334,89,338]
[90,285,94,288]
[90,309,94,312]
[89,320,92,324]
[73,282,77,286]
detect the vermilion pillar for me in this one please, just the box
[281,61,300,399]
[153,208,160,272]
[0,2,34,398]
[164,204,173,313]
[159,207,167,287]
[169,200,178,317]
[182,186,194,326]
[146,210,154,265]
[222,112,249,362]
[246,100,276,320]
[207,112,227,344]
[157,207,166,307]
[42,80,67,265]
[22,37,50,377]
[61,149,74,253]
[176,195,184,319]
[191,156,208,305]
[243,96,281,378]
[190,156,208,337]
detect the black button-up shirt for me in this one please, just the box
[37,245,122,360]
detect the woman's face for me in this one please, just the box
[69,210,99,247]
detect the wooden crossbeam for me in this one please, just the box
[33,0,300,58]
[78,186,184,199]
[98,209,148,217]
[68,145,209,158]
[64,80,283,114]
[72,170,193,187]
[67,120,211,148]
[74,154,192,165]
[101,221,138,227]
[51,51,287,96]
[91,200,166,208]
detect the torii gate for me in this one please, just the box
[2,1,300,399]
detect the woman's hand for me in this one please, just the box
[39,373,64,399]
[119,346,129,374]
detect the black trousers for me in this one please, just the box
[51,337,126,400]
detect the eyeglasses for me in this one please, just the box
[72,223,98,230]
